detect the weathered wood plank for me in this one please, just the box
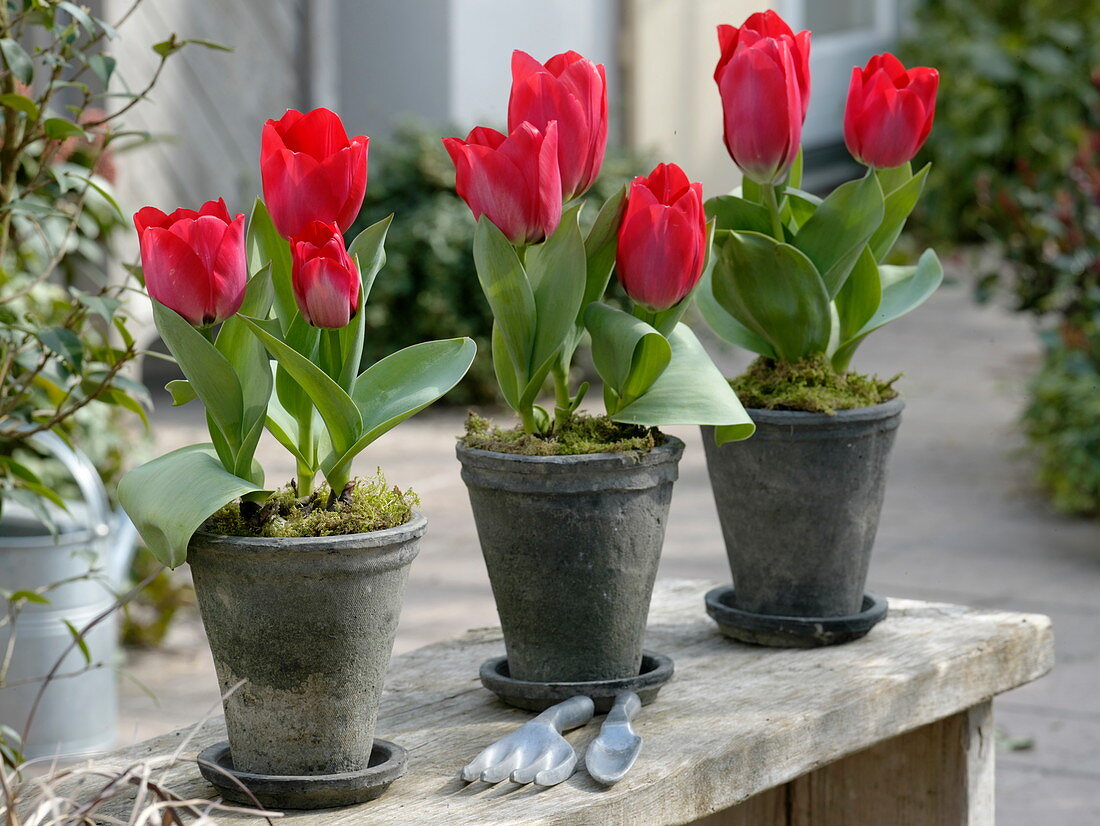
[92,579,1052,825]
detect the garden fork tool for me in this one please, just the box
[462,695,595,786]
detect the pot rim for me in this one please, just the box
[190,510,427,554]
[455,434,685,468]
[739,395,904,426]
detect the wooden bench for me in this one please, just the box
[99,579,1052,825]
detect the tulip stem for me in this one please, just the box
[762,184,786,240]
[519,405,538,434]
[552,364,572,429]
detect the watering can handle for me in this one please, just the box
[23,428,111,541]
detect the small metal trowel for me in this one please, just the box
[584,691,642,785]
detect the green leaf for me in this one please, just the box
[869,164,929,261]
[87,54,115,86]
[153,301,244,454]
[118,444,266,568]
[9,590,49,605]
[247,200,294,332]
[62,619,91,665]
[585,303,671,411]
[527,206,586,373]
[694,266,777,358]
[347,213,391,306]
[582,186,626,311]
[832,249,943,370]
[240,316,362,457]
[612,324,756,444]
[473,217,535,379]
[43,118,87,141]
[326,338,476,479]
[491,323,521,411]
[38,326,83,371]
[712,230,832,362]
[793,171,885,297]
[0,39,33,85]
[705,195,773,235]
[834,246,882,347]
[0,93,38,119]
[787,147,804,190]
[875,162,912,197]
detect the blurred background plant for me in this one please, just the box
[903,0,1100,515]
[349,120,649,405]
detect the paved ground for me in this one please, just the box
[117,272,1100,822]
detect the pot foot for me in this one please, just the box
[705,585,888,648]
[479,651,674,712]
[196,738,406,810]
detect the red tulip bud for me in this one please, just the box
[616,163,707,312]
[133,198,247,326]
[290,221,360,329]
[443,122,562,246]
[714,11,811,185]
[261,107,369,239]
[508,49,608,200]
[844,53,939,169]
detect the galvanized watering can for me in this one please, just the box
[0,429,138,758]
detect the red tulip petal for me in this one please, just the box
[465,126,507,149]
[510,50,546,87]
[140,227,213,325]
[133,206,169,235]
[279,107,351,159]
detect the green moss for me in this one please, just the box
[460,411,660,456]
[203,470,419,538]
[731,356,899,414]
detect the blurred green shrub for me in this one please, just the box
[350,122,648,405]
[1022,346,1100,515]
[900,0,1100,245]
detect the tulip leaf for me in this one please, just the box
[705,195,773,235]
[165,379,197,406]
[152,301,244,457]
[787,148,804,190]
[712,230,832,362]
[793,171,885,297]
[473,216,536,382]
[832,249,943,371]
[324,338,476,483]
[784,188,823,230]
[240,316,362,458]
[491,323,521,411]
[247,199,294,333]
[118,444,266,568]
[875,161,913,197]
[583,186,626,310]
[527,205,586,374]
[869,164,929,262]
[695,266,777,359]
[611,323,756,444]
[585,303,671,412]
[834,246,882,347]
[348,213,391,306]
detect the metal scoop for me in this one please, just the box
[462,695,595,787]
[585,691,642,785]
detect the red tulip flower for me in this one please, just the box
[616,163,707,312]
[508,49,608,200]
[844,53,939,169]
[442,122,562,246]
[261,107,369,239]
[133,198,247,326]
[289,221,360,329]
[714,11,811,185]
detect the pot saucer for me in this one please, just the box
[479,651,674,713]
[197,738,406,810]
[705,585,888,648]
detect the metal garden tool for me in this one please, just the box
[585,691,642,785]
[462,695,595,786]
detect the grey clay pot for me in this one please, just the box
[187,514,425,776]
[702,399,903,618]
[456,438,684,683]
